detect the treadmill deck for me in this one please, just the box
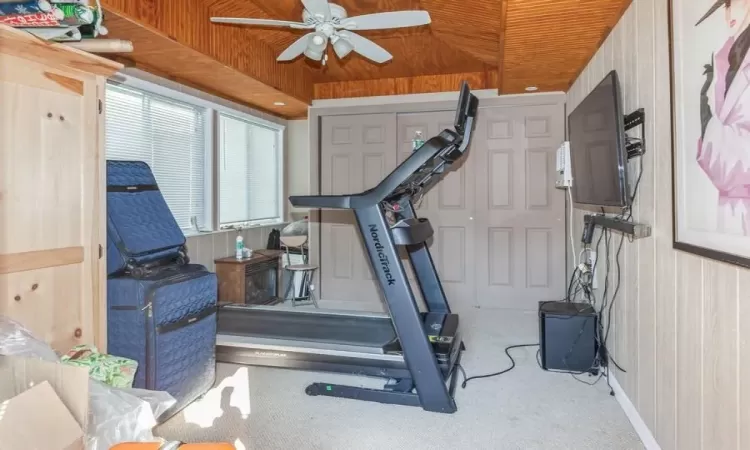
[218,305,397,350]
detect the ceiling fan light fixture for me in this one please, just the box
[304,46,325,61]
[273,101,286,106]
[304,31,328,60]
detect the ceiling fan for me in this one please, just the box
[210,0,431,65]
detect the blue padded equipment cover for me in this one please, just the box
[107,160,186,275]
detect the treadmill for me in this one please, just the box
[216,82,479,414]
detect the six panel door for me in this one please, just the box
[473,104,566,309]
[319,113,398,307]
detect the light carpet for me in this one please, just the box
[156,308,644,450]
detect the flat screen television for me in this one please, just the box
[568,70,629,208]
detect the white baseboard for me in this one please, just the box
[609,374,662,450]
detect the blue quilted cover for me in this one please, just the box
[107,160,186,275]
[156,311,216,417]
[107,264,217,417]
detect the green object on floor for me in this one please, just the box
[61,344,138,388]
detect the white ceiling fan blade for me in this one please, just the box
[277,33,315,61]
[332,36,354,58]
[339,31,392,63]
[210,17,312,29]
[301,0,331,21]
[339,11,431,30]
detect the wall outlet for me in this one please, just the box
[587,251,597,289]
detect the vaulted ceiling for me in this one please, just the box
[101,0,631,118]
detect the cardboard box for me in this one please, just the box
[0,355,89,450]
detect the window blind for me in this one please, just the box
[218,113,281,226]
[105,83,207,231]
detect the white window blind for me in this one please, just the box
[105,83,207,231]
[218,113,281,226]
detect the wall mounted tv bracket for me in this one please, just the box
[624,108,645,159]
[581,213,652,245]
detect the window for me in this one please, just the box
[105,83,209,231]
[104,74,285,235]
[218,113,282,227]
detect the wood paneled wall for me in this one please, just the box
[567,1,748,449]
[313,71,499,99]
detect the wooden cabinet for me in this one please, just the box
[215,251,284,306]
[0,25,121,352]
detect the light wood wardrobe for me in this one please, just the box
[0,25,121,353]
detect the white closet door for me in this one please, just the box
[319,113,398,308]
[473,104,567,309]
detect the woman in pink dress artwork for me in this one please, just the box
[696,0,750,234]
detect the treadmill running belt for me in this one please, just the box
[218,308,397,349]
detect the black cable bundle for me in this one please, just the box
[459,152,644,391]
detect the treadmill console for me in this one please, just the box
[383,84,478,204]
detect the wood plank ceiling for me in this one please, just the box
[101,0,631,118]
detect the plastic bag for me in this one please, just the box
[86,380,175,450]
[0,316,59,362]
[0,315,176,450]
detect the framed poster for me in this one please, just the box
[671,0,750,268]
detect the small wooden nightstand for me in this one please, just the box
[214,250,284,306]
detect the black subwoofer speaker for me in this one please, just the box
[538,301,598,373]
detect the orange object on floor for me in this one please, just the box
[110,443,235,449]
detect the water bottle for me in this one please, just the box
[235,235,244,260]
[412,130,425,152]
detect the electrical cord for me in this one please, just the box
[595,228,623,387]
[566,265,580,303]
[536,136,644,391]
[600,153,643,372]
[588,226,605,305]
[465,153,643,391]
[459,344,539,388]
[466,259,601,389]
[572,369,605,386]
[561,211,624,386]
[588,149,643,375]
[629,153,644,208]
[604,229,626,356]
[568,187,577,269]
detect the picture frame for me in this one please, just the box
[670,0,750,268]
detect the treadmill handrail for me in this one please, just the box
[289,194,352,210]
[288,134,456,210]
